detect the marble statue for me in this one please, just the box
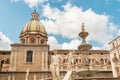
[50,49,61,80]
[25,68,29,80]
[63,50,75,80]
[34,74,36,80]
[67,50,75,70]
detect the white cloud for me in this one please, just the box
[92,47,101,50]
[23,0,48,8]
[62,39,81,49]
[47,36,82,50]
[0,32,12,50]
[92,43,109,50]
[42,3,118,47]
[47,36,61,50]
[11,0,47,8]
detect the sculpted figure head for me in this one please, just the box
[69,49,75,53]
[53,49,57,55]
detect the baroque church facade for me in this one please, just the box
[0,10,120,80]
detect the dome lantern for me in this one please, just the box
[31,9,39,20]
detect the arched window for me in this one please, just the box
[26,51,33,63]
[101,53,103,55]
[64,53,67,55]
[63,59,66,63]
[34,15,35,18]
[88,58,91,63]
[100,58,104,64]
[30,38,35,44]
[105,59,107,63]
[108,61,111,65]
[1,60,4,67]
[22,39,25,43]
[113,53,119,62]
[79,59,81,62]
[52,53,54,55]
[112,43,115,48]
[41,39,44,44]
[92,59,95,62]
[76,59,78,63]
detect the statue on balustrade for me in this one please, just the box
[50,49,61,80]
[67,50,75,70]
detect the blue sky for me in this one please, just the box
[0,0,120,50]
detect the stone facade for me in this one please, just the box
[49,50,111,72]
[0,10,120,80]
[0,50,10,72]
[108,36,120,78]
[9,44,49,72]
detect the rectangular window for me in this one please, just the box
[26,51,33,62]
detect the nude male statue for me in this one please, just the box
[50,49,61,80]
[67,50,75,70]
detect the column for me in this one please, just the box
[45,50,48,70]
[42,51,44,70]
[13,51,17,71]
[9,51,13,71]
[9,49,16,71]
[110,53,119,78]
[12,73,15,80]
[8,73,11,80]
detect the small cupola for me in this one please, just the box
[31,10,39,20]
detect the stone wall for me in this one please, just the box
[0,71,119,80]
[75,78,120,80]
[0,71,52,80]
[10,44,49,72]
[0,72,8,80]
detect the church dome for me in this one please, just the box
[21,10,46,34]
[20,10,48,44]
[22,20,46,33]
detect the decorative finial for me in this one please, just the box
[81,23,85,32]
[34,9,36,13]
[34,6,37,13]
[31,8,39,20]
[78,22,92,50]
